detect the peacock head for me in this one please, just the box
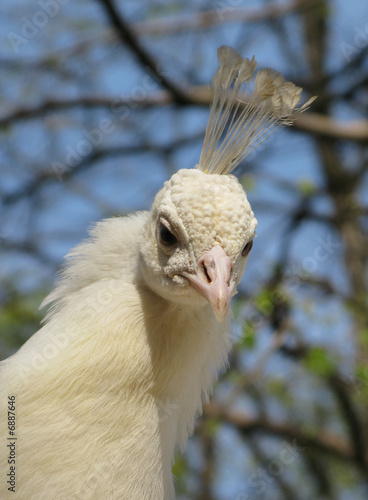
[139,168,257,321]
[138,45,315,321]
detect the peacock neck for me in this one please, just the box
[137,282,232,451]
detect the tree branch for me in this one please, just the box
[132,0,322,36]
[204,402,355,461]
[1,133,204,206]
[2,90,368,142]
[96,0,190,104]
[328,374,368,478]
[295,112,368,142]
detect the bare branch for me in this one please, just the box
[204,403,355,461]
[0,93,173,128]
[2,89,368,142]
[247,435,301,500]
[96,0,190,104]
[132,0,322,36]
[0,240,57,268]
[295,112,368,142]
[328,374,368,478]
[1,133,204,206]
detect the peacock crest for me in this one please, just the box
[197,45,316,175]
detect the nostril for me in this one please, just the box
[227,263,233,287]
[202,264,211,284]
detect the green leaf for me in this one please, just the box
[358,328,368,349]
[240,174,256,192]
[0,291,44,358]
[254,288,274,316]
[240,321,256,348]
[297,179,317,196]
[303,346,335,376]
[204,418,220,437]
[172,454,187,480]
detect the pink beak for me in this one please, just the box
[182,246,235,322]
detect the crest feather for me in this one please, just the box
[197,46,316,175]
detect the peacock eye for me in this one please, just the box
[159,222,178,246]
[242,239,253,257]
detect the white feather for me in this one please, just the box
[0,45,315,500]
[198,46,316,175]
[0,209,232,500]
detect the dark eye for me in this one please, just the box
[242,240,253,257]
[159,223,178,246]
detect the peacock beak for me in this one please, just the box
[182,245,235,322]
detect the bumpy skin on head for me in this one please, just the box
[138,168,257,307]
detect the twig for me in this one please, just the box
[2,90,368,142]
[132,0,322,36]
[203,402,355,461]
[328,374,368,478]
[96,0,189,104]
